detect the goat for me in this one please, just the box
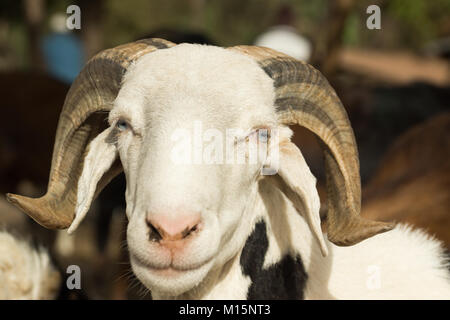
[6,38,450,299]
[0,230,61,299]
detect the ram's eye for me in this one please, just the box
[257,129,270,142]
[116,119,129,131]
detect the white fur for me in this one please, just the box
[154,180,450,299]
[0,231,61,299]
[321,225,450,299]
[72,43,450,299]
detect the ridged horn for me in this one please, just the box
[230,46,394,246]
[6,38,175,229]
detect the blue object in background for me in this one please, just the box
[41,33,84,84]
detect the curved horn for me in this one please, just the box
[231,46,394,246]
[6,38,175,229]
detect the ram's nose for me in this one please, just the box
[146,212,201,244]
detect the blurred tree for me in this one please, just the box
[387,0,450,48]
[23,0,45,70]
[0,0,449,70]
[79,0,104,58]
[319,0,355,75]
[341,0,450,50]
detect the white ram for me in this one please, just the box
[6,39,450,299]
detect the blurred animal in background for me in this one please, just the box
[336,79,450,182]
[362,112,450,249]
[0,230,61,299]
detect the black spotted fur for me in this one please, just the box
[240,220,308,300]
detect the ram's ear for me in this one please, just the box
[67,127,119,234]
[266,131,328,256]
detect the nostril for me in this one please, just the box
[181,223,200,239]
[147,221,163,242]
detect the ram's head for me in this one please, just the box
[6,39,393,296]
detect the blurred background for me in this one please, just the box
[0,0,449,299]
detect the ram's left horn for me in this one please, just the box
[6,38,176,229]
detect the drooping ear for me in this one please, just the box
[267,131,328,256]
[67,127,118,234]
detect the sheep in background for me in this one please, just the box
[0,230,61,299]
[362,112,450,249]
[6,39,450,299]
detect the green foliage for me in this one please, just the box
[0,0,449,69]
[101,0,330,47]
[340,0,450,49]
[387,0,436,47]
[342,12,360,47]
[383,0,449,48]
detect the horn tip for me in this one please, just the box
[6,192,16,202]
[328,219,396,247]
[5,192,41,222]
[5,192,27,209]
[5,192,73,230]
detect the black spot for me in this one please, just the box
[240,221,308,300]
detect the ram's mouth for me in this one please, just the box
[147,266,195,277]
[130,253,212,278]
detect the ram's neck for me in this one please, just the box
[152,179,328,300]
[236,179,328,299]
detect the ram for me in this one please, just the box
[6,39,450,299]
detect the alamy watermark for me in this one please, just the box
[366,265,381,290]
[169,121,279,175]
[66,264,81,290]
[366,5,381,30]
[66,5,81,30]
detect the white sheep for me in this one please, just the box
[6,38,450,299]
[0,230,61,299]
